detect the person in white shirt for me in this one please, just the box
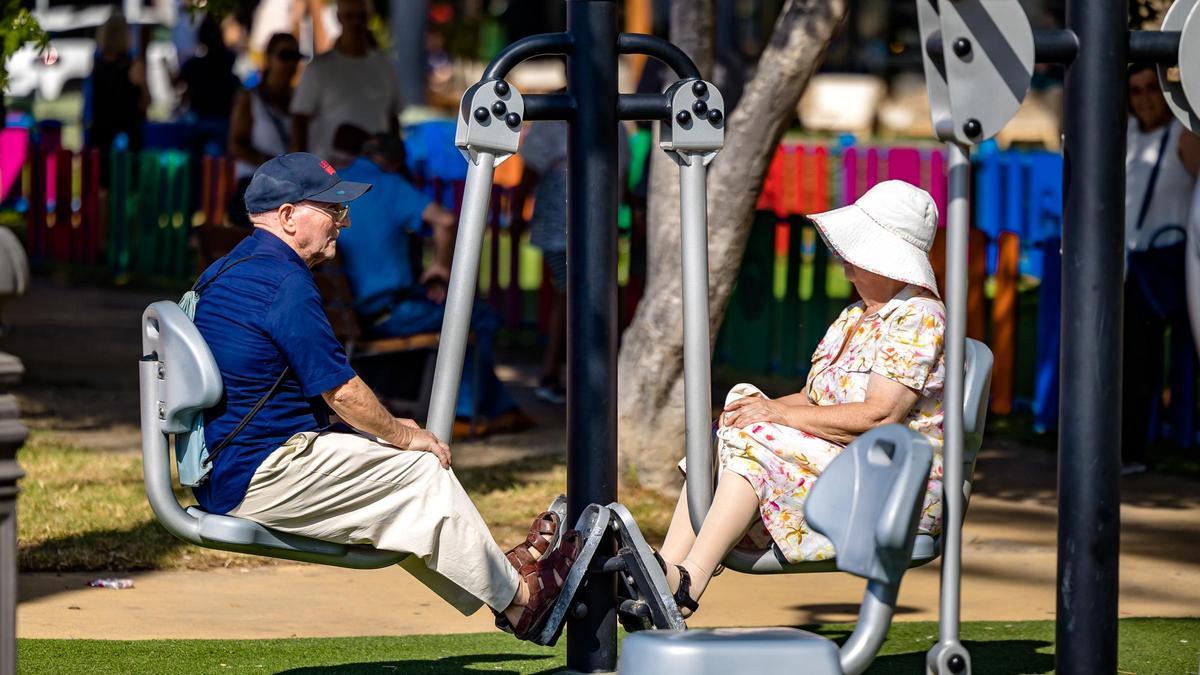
[1121,64,1200,475]
[289,0,402,160]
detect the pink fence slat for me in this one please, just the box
[842,147,858,204]
[813,146,829,211]
[52,147,72,263]
[929,149,947,227]
[886,147,921,186]
[0,128,29,202]
[865,148,880,193]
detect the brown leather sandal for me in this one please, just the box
[504,510,561,571]
[503,530,582,640]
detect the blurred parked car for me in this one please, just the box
[4,5,177,108]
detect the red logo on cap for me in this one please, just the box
[319,160,335,175]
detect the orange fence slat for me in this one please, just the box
[990,231,1020,414]
[968,227,987,341]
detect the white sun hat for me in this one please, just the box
[809,180,940,296]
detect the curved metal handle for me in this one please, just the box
[140,359,203,545]
[425,153,498,442]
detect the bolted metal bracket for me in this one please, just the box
[1166,0,1200,132]
[454,79,525,166]
[927,639,973,675]
[916,0,1035,145]
[659,79,725,165]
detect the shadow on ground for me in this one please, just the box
[267,638,1056,675]
[276,653,558,675]
[867,639,1054,674]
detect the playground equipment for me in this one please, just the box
[136,1,1200,673]
[918,1,1199,672]
[425,6,994,673]
[140,2,987,673]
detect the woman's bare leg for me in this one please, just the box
[659,483,698,563]
[662,470,759,615]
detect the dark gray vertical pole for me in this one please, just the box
[389,0,427,107]
[0,355,28,675]
[1058,1,1124,672]
[566,1,618,672]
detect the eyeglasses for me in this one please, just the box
[302,202,350,225]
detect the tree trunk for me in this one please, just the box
[617,0,848,491]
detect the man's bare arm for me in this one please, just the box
[322,376,451,467]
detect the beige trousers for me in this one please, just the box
[228,431,520,615]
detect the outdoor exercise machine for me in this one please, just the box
[424,5,996,674]
[138,1,1200,674]
[914,1,1200,673]
[139,1,992,673]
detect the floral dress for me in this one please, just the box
[714,285,947,563]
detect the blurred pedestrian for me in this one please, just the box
[1122,64,1200,474]
[289,0,402,160]
[227,33,302,227]
[177,16,242,155]
[86,12,148,184]
[519,117,628,404]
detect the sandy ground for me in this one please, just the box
[7,279,1200,639]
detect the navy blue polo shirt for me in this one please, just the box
[192,229,356,514]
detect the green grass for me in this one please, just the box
[16,433,675,572]
[17,619,1200,674]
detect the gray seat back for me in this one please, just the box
[142,301,223,434]
[961,338,993,500]
[804,424,933,586]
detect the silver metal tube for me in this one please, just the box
[840,581,899,675]
[938,142,970,649]
[139,359,201,545]
[679,154,715,533]
[426,152,497,443]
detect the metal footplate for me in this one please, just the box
[532,504,610,646]
[530,502,686,646]
[608,502,687,633]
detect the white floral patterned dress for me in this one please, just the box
[712,285,947,563]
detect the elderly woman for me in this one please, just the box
[659,180,947,617]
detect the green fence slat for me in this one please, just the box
[107,150,132,275]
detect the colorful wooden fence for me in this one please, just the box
[7,126,1069,418]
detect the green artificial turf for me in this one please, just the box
[18,618,1200,674]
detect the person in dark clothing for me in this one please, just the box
[86,13,148,185]
[178,16,242,155]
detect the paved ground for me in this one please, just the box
[8,279,1200,639]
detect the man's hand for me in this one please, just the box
[723,395,792,430]
[404,427,452,468]
[420,264,450,304]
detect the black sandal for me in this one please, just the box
[653,551,700,615]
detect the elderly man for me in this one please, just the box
[191,153,574,638]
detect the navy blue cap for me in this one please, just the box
[244,152,372,214]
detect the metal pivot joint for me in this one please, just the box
[1159,0,1200,132]
[915,0,1035,145]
